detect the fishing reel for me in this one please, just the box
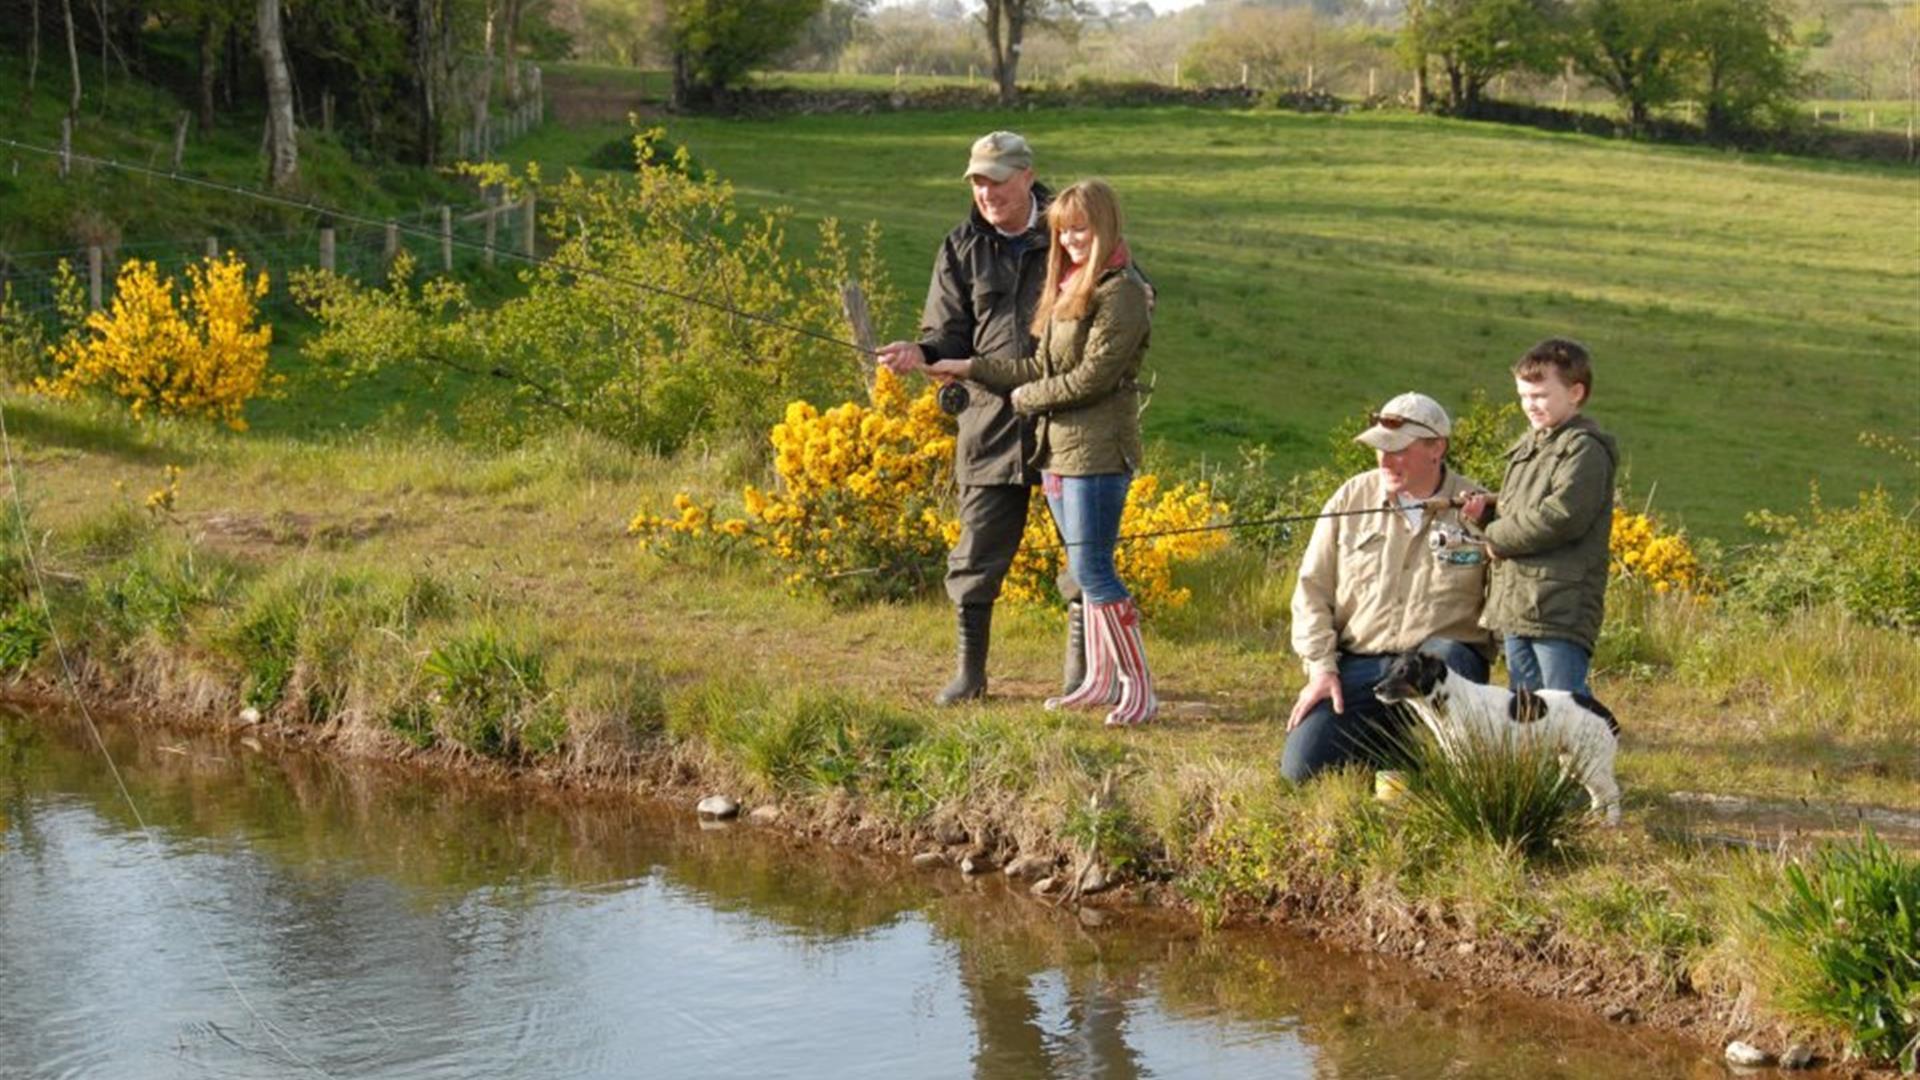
[937,381,970,416]
[1428,522,1486,566]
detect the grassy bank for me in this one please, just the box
[4,395,1916,1068]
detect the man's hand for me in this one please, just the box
[875,341,928,375]
[1287,669,1343,732]
[1459,492,1493,526]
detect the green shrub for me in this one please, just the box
[225,587,302,710]
[1755,831,1920,1071]
[0,598,49,674]
[1734,456,1919,633]
[1390,722,1591,862]
[86,542,234,646]
[423,623,558,759]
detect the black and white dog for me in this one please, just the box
[1372,651,1624,825]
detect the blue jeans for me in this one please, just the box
[1044,472,1132,605]
[1280,638,1491,785]
[1504,636,1591,695]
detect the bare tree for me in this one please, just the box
[980,0,1078,104]
[62,0,82,118]
[257,0,298,187]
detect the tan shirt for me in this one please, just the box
[1290,468,1494,676]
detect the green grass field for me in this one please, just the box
[510,105,1918,541]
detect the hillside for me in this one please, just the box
[511,104,1919,540]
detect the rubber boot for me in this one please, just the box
[1101,599,1158,727]
[934,603,991,706]
[1061,601,1088,696]
[1047,599,1118,711]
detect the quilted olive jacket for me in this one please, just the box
[1479,414,1619,651]
[968,266,1151,477]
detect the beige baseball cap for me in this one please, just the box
[962,131,1033,182]
[1354,392,1452,452]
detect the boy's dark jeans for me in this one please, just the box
[1279,637,1490,785]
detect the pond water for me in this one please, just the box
[0,706,1726,1079]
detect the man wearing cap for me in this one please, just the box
[876,131,1082,706]
[1281,392,1496,784]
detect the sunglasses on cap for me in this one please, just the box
[1368,412,1441,437]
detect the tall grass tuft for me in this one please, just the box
[1390,720,1591,862]
[423,622,560,759]
[1755,831,1920,1071]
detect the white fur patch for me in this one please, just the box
[1402,669,1623,825]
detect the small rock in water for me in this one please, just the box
[747,805,782,826]
[959,854,994,875]
[239,707,262,725]
[1724,1040,1772,1067]
[912,852,948,870]
[1031,876,1058,896]
[1076,907,1107,928]
[1779,1044,1814,1070]
[695,795,739,820]
[1003,854,1051,880]
[239,736,263,753]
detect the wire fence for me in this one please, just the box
[0,198,539,324]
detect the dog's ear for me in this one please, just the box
[1414,651,1446,693]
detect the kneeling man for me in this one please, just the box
[1282,392,1496,783]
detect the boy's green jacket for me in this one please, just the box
[1480,413,1619,651]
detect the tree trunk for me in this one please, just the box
[61,0,81,118]
[414,0,439,164]
[256,0,298,188]
[1412,58,1427,112]
[26,0,39,102]
[502,0,524,104]
[197,14,219,133]
[1001,3,1025,106]
[470,3,497,158]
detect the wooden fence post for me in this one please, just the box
[1368,67,1377,98]
[441,205,454,272]
[206,236,219,260]
[520,194,536,258]
[88,246,102,310]
[59,115,71,179]
[385,221,399,264]
[841,281,876,393]
[319,226,336,273]
[483,205,497,269]
[172,112,190,171]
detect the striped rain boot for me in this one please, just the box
[1046,599,1119,711]
[1101,598,1158,727]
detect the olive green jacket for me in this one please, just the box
[969,267,1151,477]
[1479,414,1619,651]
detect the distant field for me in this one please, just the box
[511,106,1919,540]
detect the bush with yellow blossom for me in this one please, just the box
[1610,506,1710,595]
[38,255,274,430]
[999,474,1231,614]
[632,369,1233,611]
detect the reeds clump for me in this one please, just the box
[1389,720,1591,862]
[1754,831,1920,1072]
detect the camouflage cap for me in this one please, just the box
[962,131,1034,182]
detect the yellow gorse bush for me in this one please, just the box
[631,369,1233,611]
[38,255,275,430]
[1610,506,1710,595]
[1000,474,1232,613]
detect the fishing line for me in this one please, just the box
[0,398,336,1079]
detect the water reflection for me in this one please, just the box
[0,707,1718,1079]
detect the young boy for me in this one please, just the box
[1462,338,1618,695]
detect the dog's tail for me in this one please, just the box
[1574,693,1620,736]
